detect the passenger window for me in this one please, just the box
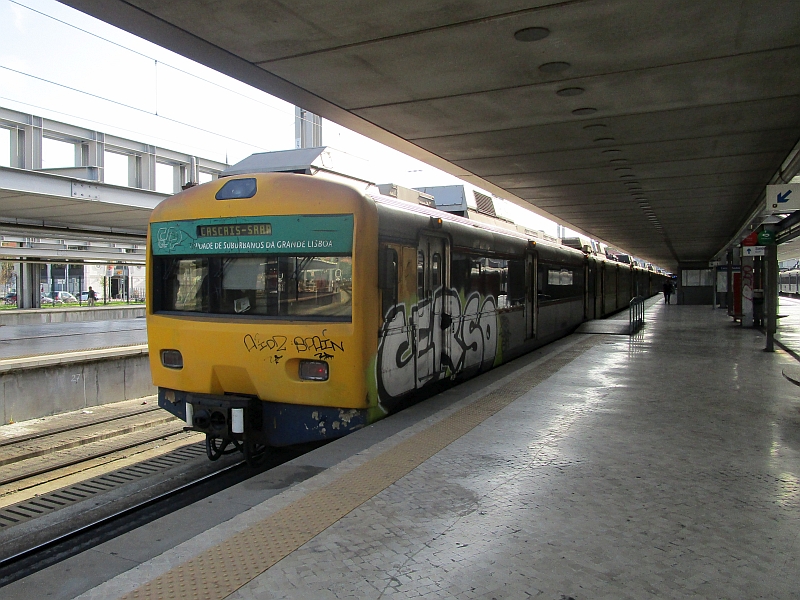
[508,260,525,307]
[381,247,399,317]
[431,253,441,288]
[417,251,425,298]
[469,260,483,295]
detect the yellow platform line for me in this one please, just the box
[121,336,602,600]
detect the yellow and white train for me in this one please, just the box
[148,167,664,462]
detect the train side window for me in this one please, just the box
[417,251,425,299]
[485,258,506,301]
[537,264,548,301]
[508,260,525,306]
[469,259,483,295]
[450,255,470,291]
[380,247,399,317]
[431,253,441,288]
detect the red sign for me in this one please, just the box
[742,231,759,246]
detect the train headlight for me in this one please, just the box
[299,360,329,381]
[161,349,183,369]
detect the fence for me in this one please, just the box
[629,296,645,334]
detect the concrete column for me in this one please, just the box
[18,262,41,309]
[139,145,157,190]
[741,255,755,327]
[190,156,198,185]
[295,107,322,149]
[726,250,733,314]
[17,117,43,170]
[765,242,778,351]
[82,132,104,182]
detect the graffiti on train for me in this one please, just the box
[377,288,497,402]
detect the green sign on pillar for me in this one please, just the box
[757,230,775,245]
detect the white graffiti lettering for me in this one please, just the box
[377,288,497,410]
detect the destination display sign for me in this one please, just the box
[197,223,272,238]
[151,215,353,256]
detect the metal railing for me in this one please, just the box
[629,296,645,334]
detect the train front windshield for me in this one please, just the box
[158,255,352,319]
[150,214,355,321]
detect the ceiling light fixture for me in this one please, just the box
[514,27,550,42]
[539,61,571,74]
[583,124,607,130]
[609,158,628,163]
[556,87,585,97]
[573,107,598,115]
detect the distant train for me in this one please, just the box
[148,172,665,463]
[780,269,800,295]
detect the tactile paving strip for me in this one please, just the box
[121,336,602,600]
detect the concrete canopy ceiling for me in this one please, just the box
[60,0,800,270]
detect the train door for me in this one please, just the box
[586,259,595,320]
[415,234,448,386]
[599,262,607,316]
[526,252,537,338]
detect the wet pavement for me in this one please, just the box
[775,295,800,358]
[44,300,800,600]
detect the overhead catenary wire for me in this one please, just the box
[0,65,282,153]
[6,0,304,120]
[2,0,325,146]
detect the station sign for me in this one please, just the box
[742,231,759,246]
[767,184,800,214]
[741,245,766,257]
[758,230,775,245]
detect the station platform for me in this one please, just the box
[775,295,800,359]
[0,316,151,424]
[0,317,146,360]
[6,299,800,599]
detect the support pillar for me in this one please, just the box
[17,262,41,309]
[741,255,755,327]
[765,242,778,351]
[295,107,322,149]
[726,250,733,315]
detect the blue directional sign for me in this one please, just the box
[767,184,800,214]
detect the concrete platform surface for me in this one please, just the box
[776,295,800,360]
[7,302,800,600]
[0,305,145,327]
[0,318,147,360]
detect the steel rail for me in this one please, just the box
[0,406,160,448]
[0,428,188,487]
[0,459,247,587]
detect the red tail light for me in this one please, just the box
[299,360,328,381]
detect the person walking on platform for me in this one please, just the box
[88,286,96,307]
[662,280,673,304]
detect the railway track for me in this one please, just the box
[0,402,191,494]
[0,400,318,587]
[0,457,247,587]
